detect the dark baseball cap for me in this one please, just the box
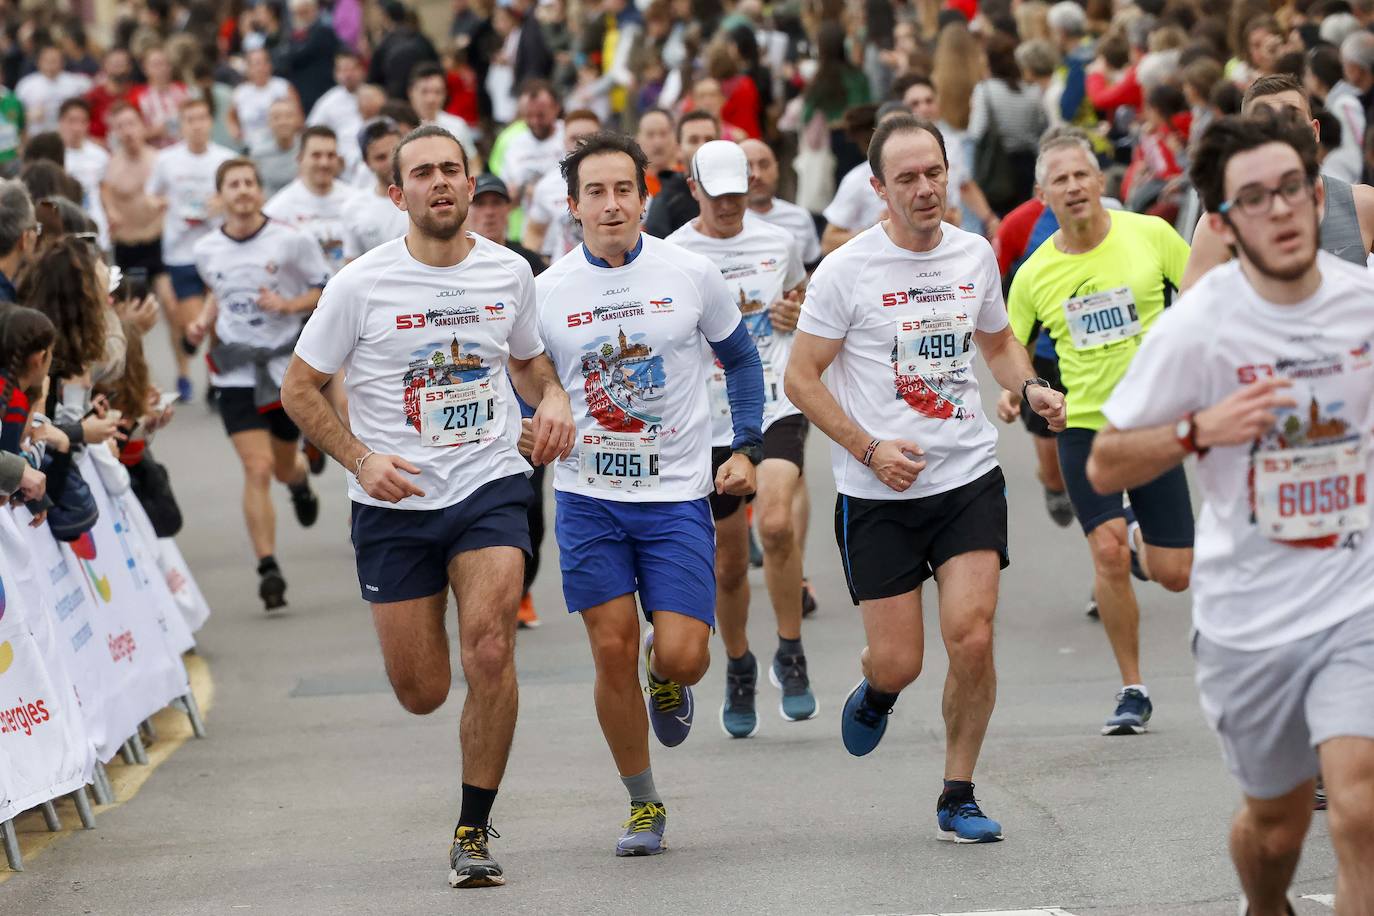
[472,172,510,202]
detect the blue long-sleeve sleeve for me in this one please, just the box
[708,320,764,449]
[1060,52,1087,123]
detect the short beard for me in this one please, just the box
[411,203,468,241]
[1231,211,1320,282]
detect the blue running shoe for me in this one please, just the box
[176,376,193,404]
[615,801,667,856]
[769,651,818,721]
[937,797,1004,844]
[1102,687,1152,735]
[841,679,891,756]
[720,652,759,739]
[643,631,694,747]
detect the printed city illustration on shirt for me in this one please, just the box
[578,323,666,432]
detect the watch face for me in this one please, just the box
[1176,418,1191,439]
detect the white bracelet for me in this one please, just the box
[354,449,375,478]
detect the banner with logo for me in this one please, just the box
[110,485,196,656]
[157,537,211,637]
[0,513,91,822]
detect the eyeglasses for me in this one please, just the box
[1218,173,1314,218]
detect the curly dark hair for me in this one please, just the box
[16,236,108,379]
[103,319,151,424]
[1189,105,1319,215]
[559,130,649,207]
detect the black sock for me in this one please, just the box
[777,635,803,657]
[863,686,899,711]
[458,783,498,828]
[727,651,755,673]
[938,779,975,810]
[257,555,279,576]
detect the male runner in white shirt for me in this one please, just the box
[787,114,1065,844]
[1088,106,1374,916]
[185,158,329,610]
[667,141,814,737]
[536,131,764,857]
[263,125,356,277]
[342,118,408,261]
[522,108,600,263]
[281,125,575,890]
[740,138,821,267]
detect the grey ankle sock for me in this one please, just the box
[621,767,661,805]
[778,635,803,657]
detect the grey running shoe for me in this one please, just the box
[721,652,759,738]
[1085,591,1099,620]
[616,801,668,856]
[769,651,818,721]
[1044,486,1075,527]
[449,824,504,888]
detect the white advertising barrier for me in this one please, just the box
[110,486,197,656]
[0,512,93,823]
[158,537,211,637]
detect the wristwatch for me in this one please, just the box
[1175,413,1209,457]
[733,444,764,466]
[1021,377,1051,403]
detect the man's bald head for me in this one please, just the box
[740,138,778,207]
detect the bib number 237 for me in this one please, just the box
[420,379,497,447]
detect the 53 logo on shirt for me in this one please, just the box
[396,313,428,330]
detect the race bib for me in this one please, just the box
[709,366,731,420]
[1062,286,1141,350]
[178,194,209,225]
[419,379,497,446]
[1253,441,1369,540]
[896,312,974,376]
[581,431,660,492]
[763,362,781,408]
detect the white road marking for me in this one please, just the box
[1302,894,1336,908]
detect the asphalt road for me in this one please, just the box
[1,353,1342,916]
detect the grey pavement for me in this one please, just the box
[2,359,1341,916]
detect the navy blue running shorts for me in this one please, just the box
[350,474,533,604]
[554,490,716,625]
[1057,427,1194,546]
[167,263,207,300]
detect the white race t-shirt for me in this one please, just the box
[798,222,1007,500]
[65,140,110,245]
[1102,253,1374,651]
[526,165,581,258]
[342,186,409,260]
[307,85,364,174]
[146,141,237,266]
[15,71,91,133]
[501,125,564,202]
[667,215,806,444]
[822,162,884,233]
[263,179,357,276]
[751,197,821,265]
[193,219,331,388]
[536,234,744,503]
[294,233,541,510]
[232,77,293,150]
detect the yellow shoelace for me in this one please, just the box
[454,826,497,859]
[646,676,683,713]
[622,802,667,833]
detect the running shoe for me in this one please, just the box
[175,376,193,403]
[303,440,326,475]
[841,679,891,756]
[290,483,320,528]
[1102,687,1152,735]
[720,652,759,739]
[449,824,504,887]
[937,795,1005,843]
[643,631,694,747]
[1085,591,1099,620]
[748,524,763,568]
[259,568,287,611]
[517,593,541,629]
[615,801,667,856]
[801,578,818,618]
[769,651,818,721]
[1314,778,1327,811]
[1043,485,1075,528]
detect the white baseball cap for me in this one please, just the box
[690,140,749,197]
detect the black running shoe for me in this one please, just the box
[303,440,326,475]
[801,577,818,618]
[259,568,287,611]
[290,483,320,528]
